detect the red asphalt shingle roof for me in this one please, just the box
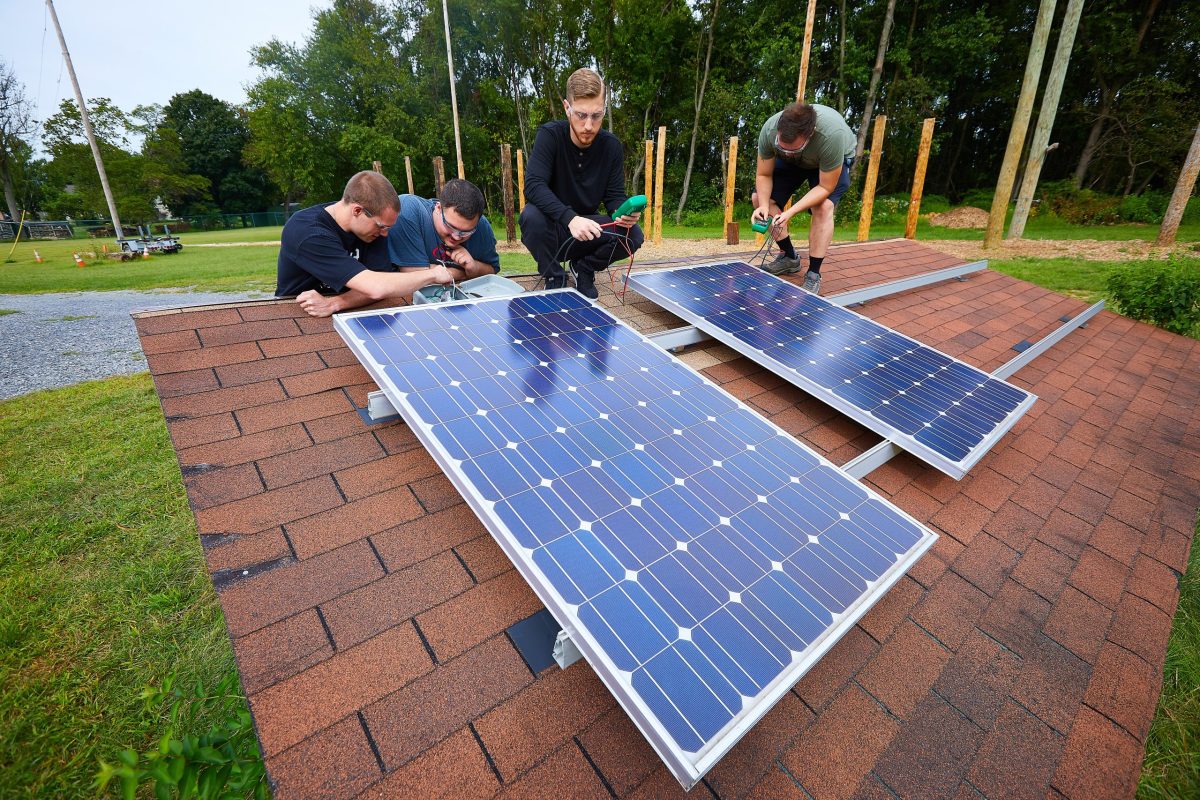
[133,238,1199,799]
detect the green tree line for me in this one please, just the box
[2,0,1197,225]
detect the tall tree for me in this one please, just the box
[164,90,272,214]
[0,60,36,223]
[856,0,898,161]
[675,0,720,222]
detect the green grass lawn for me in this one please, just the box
[1140,532,1200,799]
[0,375,238,797]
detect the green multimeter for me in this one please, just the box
[612,195,648,218]
[751,217,773,234]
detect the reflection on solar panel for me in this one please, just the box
[333,291,937,789]
[628,261,1036,479]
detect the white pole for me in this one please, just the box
[46,0,123,238]
[441,0,465,180]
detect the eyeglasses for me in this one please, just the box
[362,208,391,232]
[567,103,606,123]
[439,205,477,239]
[774,135,808,155]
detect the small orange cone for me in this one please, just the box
[73,252,87,267]
[142,244,151,260]
[34,249,44,263]
[101,243,108,254]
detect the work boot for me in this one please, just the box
[801,270,822,294]
[763,254,801,275]
[575,268,599,300]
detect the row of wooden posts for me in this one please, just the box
[375,115,939,248]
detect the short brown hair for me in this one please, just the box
[778,103,817,143]
[439,178,485,219]
[341,171,400,215]
[566,68,604,102]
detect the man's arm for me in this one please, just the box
[524,125,574,227]
[778,167,838,223]
[753,156,776,222]
[296,265,453,317]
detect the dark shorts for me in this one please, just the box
[770,156,855,210]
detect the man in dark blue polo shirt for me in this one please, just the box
[276,171,452,318]
[520,68,642,299]
[388,179,500,280]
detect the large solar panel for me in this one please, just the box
[628,261,1036,479]
[333,291,937,789]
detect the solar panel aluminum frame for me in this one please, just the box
[332,291,938,789]
[628,262,1037,480]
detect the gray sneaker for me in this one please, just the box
[801,270,822,294]
[763,254,801,275]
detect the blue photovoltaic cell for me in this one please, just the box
[628,261,1036,478]
[333,290,937,789]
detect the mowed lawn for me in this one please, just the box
[1,225,1198,798]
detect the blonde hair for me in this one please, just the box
[341,171,400,215]
[566,68,604,102]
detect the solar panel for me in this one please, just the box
[628,261,1036,479]
[333,291,937,789]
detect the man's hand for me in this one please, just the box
[615,211,641,228]
[429,263,454,285]
[441,246,474,271]
[296,289,346,318]
[568,216,603,241]
[751,205,773,224]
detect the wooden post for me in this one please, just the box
[1157,122,1200,247]
[984,0,1057,247]
[516,149,526,211]
[654,126,666,245]
[724,136,739,244]
[404,156,414,195]
[433,157,446,194]
[905,117,936,239]
[795,0,818,103]
[857,115,887,242]
[441,0,465,179]
[501,143,516,244]
[372,160,382,173]
[1009,0,1085,240]
[644,139,654,240]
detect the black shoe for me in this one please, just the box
[762,254,802,275]
[544,274,567,291]
[575,269,599,300]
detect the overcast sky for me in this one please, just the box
[4,0,332,125]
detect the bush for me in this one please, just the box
[1117,191,1170,224]
[1184,195,1200,224]
[1047,188,1121,225]
[94,672,266,800]
[919,194,952,213]
[959,188,995,209]
[1106,256,1200,336]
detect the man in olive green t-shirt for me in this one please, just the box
[752,103,857,294]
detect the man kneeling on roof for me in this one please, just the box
[520,67,643,299]
[277,170,453,318]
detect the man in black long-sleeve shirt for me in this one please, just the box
[520,68,643,298]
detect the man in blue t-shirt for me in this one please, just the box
[388,179,500,281]
[276,171,452,317]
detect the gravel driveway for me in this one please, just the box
[0,290,270,400]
